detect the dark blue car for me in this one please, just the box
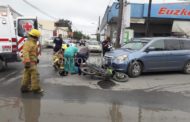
[104,37,190,77]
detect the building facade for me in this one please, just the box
[100,2,190,44]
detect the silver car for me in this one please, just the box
[87,41,102,53]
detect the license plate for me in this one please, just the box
[2,46,11,52]
[105,59,109,64]
[105,58,112,65]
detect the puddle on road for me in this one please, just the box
[1,96,190,122]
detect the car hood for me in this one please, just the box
[88,45,101,48]
[105,48,134,58]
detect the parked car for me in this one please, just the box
[63,38,71,44]
[87,41,102,52]
[104,37,190,77]
[44,37,55,48]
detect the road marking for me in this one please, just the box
[0,71,18,81]
[2,75,22,85]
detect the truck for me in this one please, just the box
[0,5,40,71]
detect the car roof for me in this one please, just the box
[132,37,190,42]
[132,38,152,42]
[136,37,190,40]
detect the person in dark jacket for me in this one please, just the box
[75,47,89,75]
[102,36,111,56]
[53,34,63,53]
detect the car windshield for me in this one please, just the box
[122,39,148,50]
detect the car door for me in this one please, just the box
[164,39,183,70]
[142,39,168,71]
[180,39,190,69]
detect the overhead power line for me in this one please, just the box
[22,0,57,20]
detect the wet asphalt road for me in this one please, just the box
[1,48,190,122]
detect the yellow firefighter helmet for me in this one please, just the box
[28,29,41,38]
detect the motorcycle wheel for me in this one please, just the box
[112,72,129,82]
[81,67,96,75]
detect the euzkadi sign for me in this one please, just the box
[144,3,190,19]
[159,7,190,16]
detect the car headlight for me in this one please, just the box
[115,55,128,63]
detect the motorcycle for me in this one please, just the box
[81,63,129,82]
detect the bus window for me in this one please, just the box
[0,7,7,16]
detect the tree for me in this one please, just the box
[85,35,90,40]
[73,31,83,40]
[55,19,72,31]
[73,31,90,40]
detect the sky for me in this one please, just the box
[0,0,187,35]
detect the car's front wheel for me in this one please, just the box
[184,61,190,74]
[128,61,142,78]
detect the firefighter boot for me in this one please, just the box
[32,88,44,94]
[21,85,31,93]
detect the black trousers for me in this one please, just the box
[75,53,88,75]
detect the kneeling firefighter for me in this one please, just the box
[21,29,43,94]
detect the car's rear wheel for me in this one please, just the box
[128,61,142,78]
[184,61,190,74]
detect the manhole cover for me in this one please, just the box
[97,80,116,89]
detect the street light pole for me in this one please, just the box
[145,0,152,37]
[97,16,101,42]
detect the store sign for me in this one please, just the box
[144,3,190,19]
[158,7,190,16]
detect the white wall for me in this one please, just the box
[172,21,190,37]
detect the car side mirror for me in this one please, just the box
[145,46,155,52]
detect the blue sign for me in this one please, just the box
[144,3,190,19]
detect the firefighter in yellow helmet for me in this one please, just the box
[21,29,43,94]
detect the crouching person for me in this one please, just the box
[21,29,43,94]
[52,44,69,76]
[75,46,89,75]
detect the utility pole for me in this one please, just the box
[97,16,101,42]
[121,0,131,44]
[115,0,124,48]
[145,0,152,37]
